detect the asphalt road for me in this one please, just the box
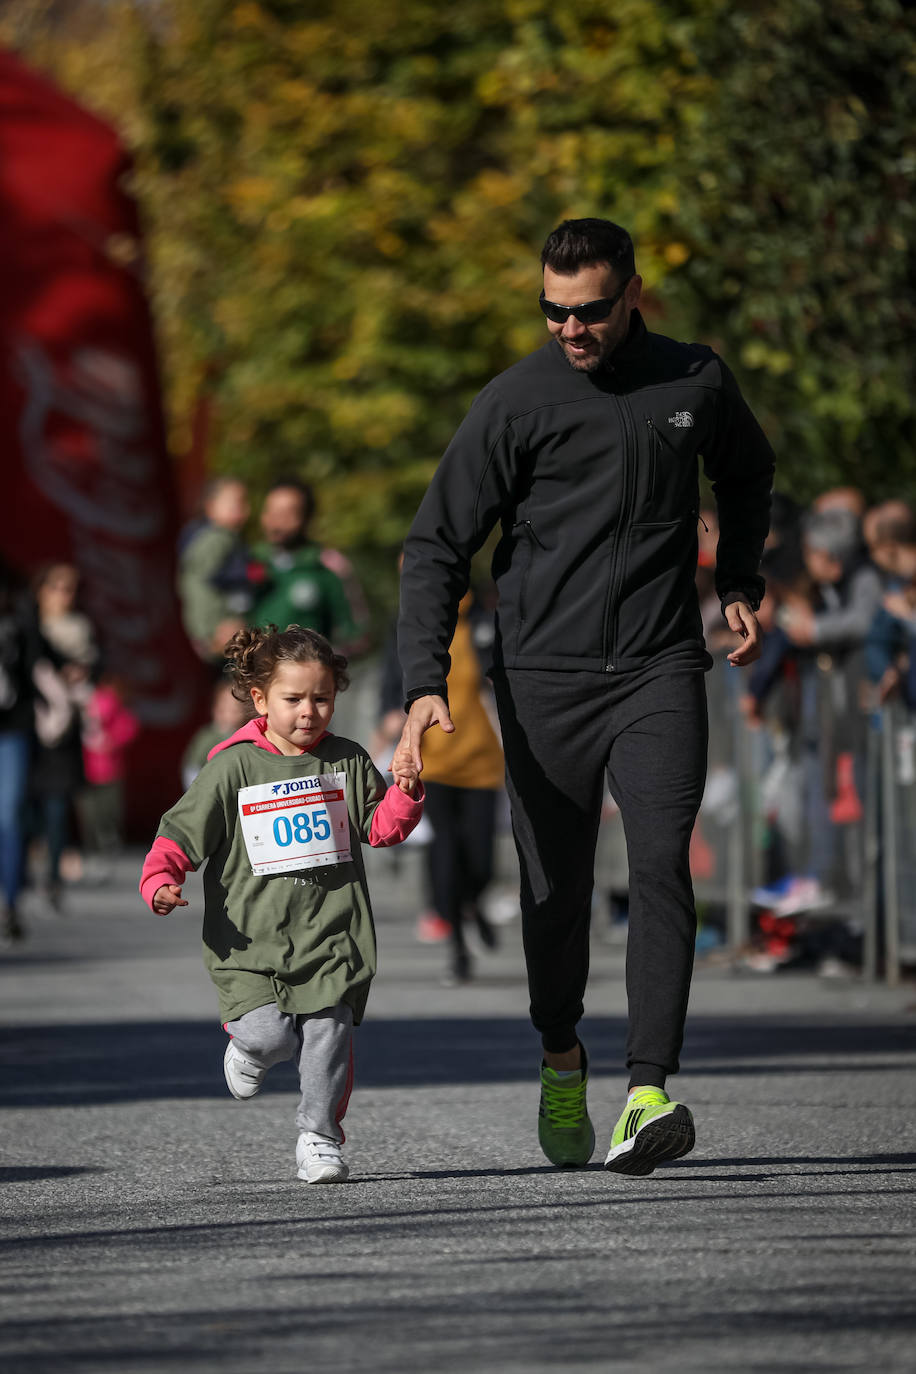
[1,846,915,1373]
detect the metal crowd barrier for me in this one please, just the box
[866,702,916,984]
[357,646,912,984]
[595,655,914,983]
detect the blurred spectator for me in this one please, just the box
[252,479,365,652]
[812,486,866,518]
[29,563,98,909]
[374,575,505,976]
[411,591,504,986]
[372,571,444,944]
[181,680,249,789]
[178,476,265,665]
[864,507,916,708]
[76,673,140,876]
[863,499,916,580]
[749,505,880,909]
[0,557,37,941]
[778,506,879,650]
[35,562,97,670]
[761,491,804,574]
[315,547,371,657]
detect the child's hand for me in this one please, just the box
[394,765,420,795]
[153,884,188,915]
[391,743,420,795]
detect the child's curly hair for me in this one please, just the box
[223,625,350,701]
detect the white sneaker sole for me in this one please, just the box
[297,1163,350,1184]
[223,1043,264,1100]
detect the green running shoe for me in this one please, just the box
[537,1046,596,1168]
[604,1087,695,1176]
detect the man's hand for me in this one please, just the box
[153,883,188,915]
[725,599,763,666]
[393,694,454,779]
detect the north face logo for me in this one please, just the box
[668,411,694,428]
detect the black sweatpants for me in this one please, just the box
[492,666,708,1088]
[423,782,497,955]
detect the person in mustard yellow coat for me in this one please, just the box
[419,592,504,985]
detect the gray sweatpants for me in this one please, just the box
[224,1002,354,1141]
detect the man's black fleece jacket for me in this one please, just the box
[399,310,774,704]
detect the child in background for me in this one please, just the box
[181,681,250,789]
[178,477,265,666]
[864,507,916,707]
[139,625,424,1183]
[78,674,140,875]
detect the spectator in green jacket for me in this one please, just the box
[252,480,361,652]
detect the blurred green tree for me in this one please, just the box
[3,0,915,612]
[662,0,916,503]
[4,0,709,609]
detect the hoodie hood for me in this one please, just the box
[206,715,331,760]
[207,716,276,759]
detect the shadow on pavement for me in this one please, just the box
[0,1165,106,1182]
[0,1013,913,1108]
[672,1152,916,1169]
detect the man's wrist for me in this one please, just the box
[721,590,759,614]
[405,686,449,712]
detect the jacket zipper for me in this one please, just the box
[646,416,659,503]
[516,519,543,624]
[603,396,637,671]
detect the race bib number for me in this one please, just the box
[237,772,351,875]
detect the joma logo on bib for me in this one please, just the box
[271,779,315,796]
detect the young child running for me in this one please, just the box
[140,625,423,1183]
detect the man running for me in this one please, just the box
[396,218,773,1174]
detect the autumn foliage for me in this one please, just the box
[4,0,915,610]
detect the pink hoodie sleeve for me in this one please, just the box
[139,836,195,910]
[368,783,425,848]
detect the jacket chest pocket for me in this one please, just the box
[643,415,696,519]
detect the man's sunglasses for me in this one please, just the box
[538,277,632,325]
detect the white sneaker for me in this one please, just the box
[223,1040,266,1100]
[296,1132,349,1184]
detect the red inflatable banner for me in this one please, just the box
[0,50,205,830]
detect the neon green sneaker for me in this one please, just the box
[537,1046,596,1168]
[604,1087,695,1176]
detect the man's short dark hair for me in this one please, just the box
[541,218,636,279]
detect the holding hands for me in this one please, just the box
[391,747,420,794]
[390,694,454,793]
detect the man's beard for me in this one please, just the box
[267,530,306,549]
[558,337,613,373]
